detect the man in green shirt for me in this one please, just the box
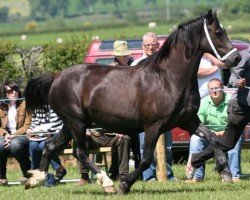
[186,78,242,183]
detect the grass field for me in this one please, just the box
[2,149,250,200]
[2,23,249,50]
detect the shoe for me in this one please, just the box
[185,179,202,184]
[168,176,179,182]
[232,178,240,183]
[186,163,196,180]
[0,179,8,186]
[147,178,156,182]
[45,173,57,187]
[75,178,91,186]
[20,177,28,185]
[55,166,67,182]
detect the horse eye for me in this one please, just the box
[215,30,223,37]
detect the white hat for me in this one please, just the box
[113,40,130,56]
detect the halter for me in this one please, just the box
[203,19,237,61]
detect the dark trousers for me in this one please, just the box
[192,99,250,168]
[109,134,141,177]
[74,133,131,176]
[0,136,31,179]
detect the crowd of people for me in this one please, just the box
[0,31,249,187]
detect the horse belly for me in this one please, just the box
[88,109,142,134]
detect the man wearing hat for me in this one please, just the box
[109,40,134,66]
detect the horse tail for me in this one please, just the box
[25,73,55,113]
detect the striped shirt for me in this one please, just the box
[29,108,63,135]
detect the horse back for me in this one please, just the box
[49,64,145,132]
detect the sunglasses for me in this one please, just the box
[4,86,19,94]
[208,87,222,93]
[143,43,159,48]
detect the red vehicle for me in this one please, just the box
[83,36,250,162]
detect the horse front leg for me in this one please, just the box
[119,127,160,195]
[189,122,232,182]
[25,126,71,189]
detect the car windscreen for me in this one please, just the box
[100,40,142,50]
[96,58,114,65]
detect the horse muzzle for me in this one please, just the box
[224,51,241,68]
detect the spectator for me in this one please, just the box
[131,32,176,181]
[190,49,250,182]
[0,81,31,186]
[109,40,134,66]
[185,53,225,182]
[75,129,131,186]
[26,107,67,183]
[186,78,242,183]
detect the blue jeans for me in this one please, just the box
[29,140,61,170]
[139,131,174,181]
[189,134,242,180]
[0,136,31,179]
[228,135,242,178]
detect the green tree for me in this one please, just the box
[222,0,250,17]
[0,7,9,23]
[78,0,98,13]
[28,0,69,19]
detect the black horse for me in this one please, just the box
[24,10,241,194]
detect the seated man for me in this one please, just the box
[74,128,131,186]
[26,107,67,183]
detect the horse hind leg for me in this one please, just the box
[25,127,71,189]
[69,119,116,193]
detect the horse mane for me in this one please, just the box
[141,14,206,71]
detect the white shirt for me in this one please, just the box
[198,56,221,99]
[7,105,17,133]
[130,54,148,66]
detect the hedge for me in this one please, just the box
[0,35,91,90]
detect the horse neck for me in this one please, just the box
[158,43,203,85]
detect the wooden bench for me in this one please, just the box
[62,147,112,180]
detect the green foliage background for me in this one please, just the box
[0,0,249,87]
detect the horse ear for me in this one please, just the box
[206,9,214,25]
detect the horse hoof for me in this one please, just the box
[220,171,233,183]
[103,186,116,193]
[25,182,31,190]
[24,170,46,189]
[118,181,130,195]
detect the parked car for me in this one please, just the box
[83,36,250,162]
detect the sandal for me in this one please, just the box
[55,166,67,182]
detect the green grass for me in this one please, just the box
[2,23,249,50]
[2,150,250,200]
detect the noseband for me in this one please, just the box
[204,19,237,61]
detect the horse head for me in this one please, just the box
[200,9,241,67]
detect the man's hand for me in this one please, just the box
[238,78,246,88]
[26,129,35,138]
[115,134,124,142]
[86,129,91,137]
[4,133,13,149]
[215,131,224,137]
